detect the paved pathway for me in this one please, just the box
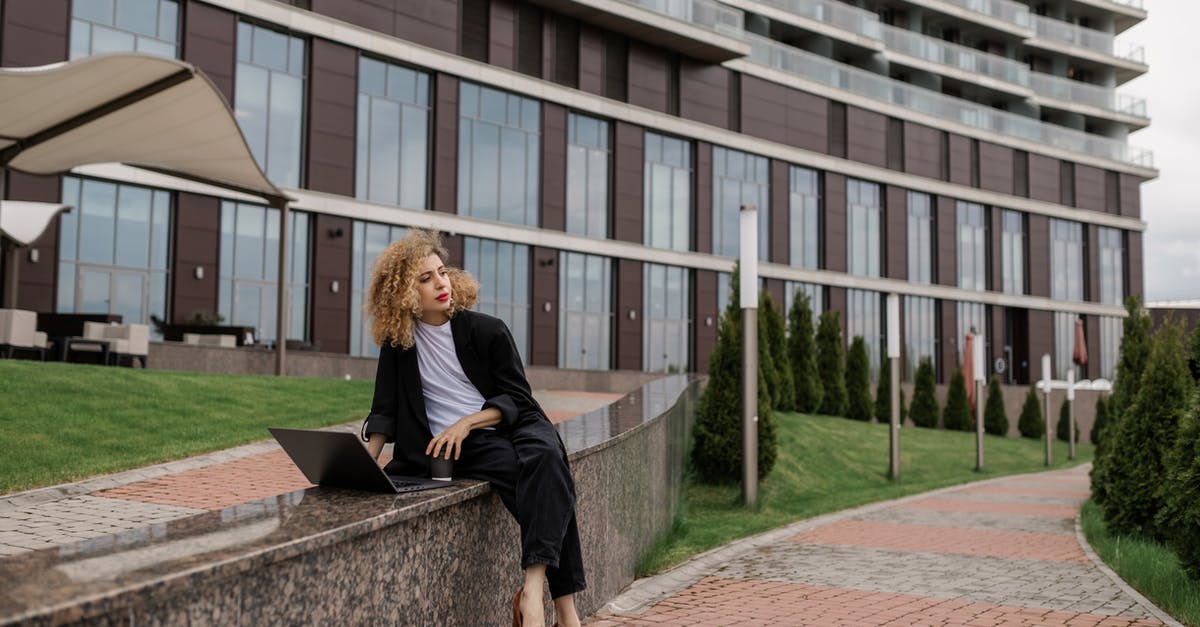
[0,389,620,556]
[588,465,1181,627]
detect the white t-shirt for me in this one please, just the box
[414,319,488,436]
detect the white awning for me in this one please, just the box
[0,200,71,246]
[0,53,285,204]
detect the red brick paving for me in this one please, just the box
[790,520,1090,564]
[96,451,314,511]
[966,485,1090,499]
[898,497,1079,519]
[588,577,1163,626]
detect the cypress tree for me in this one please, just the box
[943,368,972,431]
[984,376,1008,436]
[816,311,847,417]
[758,303,781,411]
[1017,386,1043,439]
[875,360,891,423]
[691,266,778,483]
[1156,392,1200,581]
[900,388,908,426]
[845,336,872,421]
[1092,296,1152,505]
[1189,325,1200,384]
[1056,399,1080,442]
[761,293,795,412]
[1090,396,1109,447]
[909,358,938,428]
[788,292,823,414]
[1102,319,1192,540]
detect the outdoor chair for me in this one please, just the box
[183,333,237,348]
[75,322,150,367]
[0,308,49,360]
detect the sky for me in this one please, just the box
[1122,2,1200,303]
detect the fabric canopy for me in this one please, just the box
[0,200,71,246]
[0,53,285,204]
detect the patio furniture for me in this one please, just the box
[73,322,150,367]
[0,308,49,360]
[163,324,256,346]
[183,333,237,348]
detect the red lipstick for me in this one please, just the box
[436,293,449,302]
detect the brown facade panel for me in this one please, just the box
[183,0,237,104]
[846,106,888,169]
[442,234,464,268]
[1074,164,1106,213]
[432,73,459,214]
[0,0,68,66]
[692,270,718,374]
[541,103,567,231]
[529,247,558,366]
[311,214,352,354]
[885,186,907,280]
[578,24,605,96]
[677,62,729,129]
[627,42,671,113]
[1027,309,1054,382]
[395,0,459,54]
[989,209,1003,295]
[903,122,942,180]
[694,142,713,254]
[306,39,357,197]
[310,0,393,37]
[172,193,221,323]
[989,305,1005,376]
[826,287,847,347]
[947,135,973,187]
[1119,174,1142,219]
[785,88,828,154]
[1027,154,1061,204]
[978,142,1014,195]
[765,278,785,311]
[1087,225,1100,303]
[738,77,827,153]
[823,173,847,273]
[770,160,789,265]
[1127,231,1144,299]
[612,121,644,244]
[936,196,956,287]
[1027,215,1050,297]
[939,299,957,384]
[614,259,643,370]
[488,0,516,70]
[1086,314,1101,380]
[7,173,61,312]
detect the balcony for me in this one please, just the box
[737,33,1153,168]
[881,24,1030,93]
[526,0,750,61]
[1030,15,1146,71]
[1030,72,1148,125]
[733,0,882,44]
[900,0,1032,37]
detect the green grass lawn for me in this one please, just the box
[638,410,1093,575]
[0,360,374,494]
[1081,501,1200,627]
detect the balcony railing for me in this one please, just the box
[882,25,1030,88]
[752,0,881,40]
[926,0,1032,30]
[1032,15,1145,64]
[623,0,745,37]
[1031,72,1148,118]
[742,33,1153,168]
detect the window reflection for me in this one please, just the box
[904,296,936,381]
[356,58,430,209]
[644,264,690,373]
[847,288,882,378]
[957,201,987,292]
[712,147,769,260]
[559,252,613,370]
[566,114,611,238]
[219,202,310,343]
[463,238,531,362]
[907,192,933,284]
[70,0,179,59]
[644,133,692,252]
[847,179,881,278]
[1098,227,1125,306]
[350,222,407,357]
[459,83,541,226]
[789,167,821,270]
[1050,219,1085,301]
[1001,210,1025,295]
[235,22,306,188]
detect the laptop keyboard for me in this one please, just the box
[390,479,428,492]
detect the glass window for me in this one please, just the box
[644,132,691,252]
[1050,219,1085,301]
[1099,315,1122,380]
[712,147,769,260]
[219,202,310,343]
[957,301,987,364]
[464,237,530,362]
[235,22,306,187]
[58,177,171,337]
[566,113,611,238]
[1054,311,1082,379]
[458,83,541,226]
[847,179,882,278]
[355,57,430,209]
[350,221,407,357]
[957,201,987,292]
[789,167,821,270]
[70,0,179,59]
[784,281,824,322]
[559,252,612,370]
[904,296,936,381]
[847,288,882,379]
[1001,209,1025,295]
[907,192,933,284]
[644,263,690,373]
[1098,227,1125,306]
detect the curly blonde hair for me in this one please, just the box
[366,229,479,349]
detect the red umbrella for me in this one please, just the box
[964,332,976,412]
[1073,318,1088,367]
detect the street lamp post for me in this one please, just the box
[974,334,986,472]
[1067,368,1076,460]
[740,204,758,508]
[887,293,900,480]
[1042,353,1052,467]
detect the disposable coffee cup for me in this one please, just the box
[429,455,453,481]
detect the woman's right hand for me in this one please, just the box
[366,433,386,461]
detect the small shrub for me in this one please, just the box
[984,376,1008,436]
[816,311,847,417]
[845,336,872,421]
[1018,386,1044,439]
[1056,399,1080,442]
[942,368,972,431]
[1091,396,1109,447]
[909,358,938,428]
[1156,392,1200,581]
[1093,296,1153,505]
[761,293,795,412]
[875,360,891,423]
[788,292,823,414]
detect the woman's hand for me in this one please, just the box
[426,419,471,461]
[366,433,386,461]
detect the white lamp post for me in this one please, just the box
[887,293,900,480]
[1042,353,1052,466]
[974,334,986,472]
[1067,368,1076,460]
[740,204,759,508]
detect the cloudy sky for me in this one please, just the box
[1122,2,1200,302]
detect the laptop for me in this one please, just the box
[269,427,452,494]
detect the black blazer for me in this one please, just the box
[362,309,545,476]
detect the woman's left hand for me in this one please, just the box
[426,418,472,460]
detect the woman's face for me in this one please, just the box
[415,252,452,323]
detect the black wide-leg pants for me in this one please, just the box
[455,416,587,599]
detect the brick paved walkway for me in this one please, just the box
[589,466,1182,627]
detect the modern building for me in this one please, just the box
[0,0,1151,384]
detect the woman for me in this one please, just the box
[361,229,585,627]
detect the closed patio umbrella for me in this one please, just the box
[1073,318,1088,367]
